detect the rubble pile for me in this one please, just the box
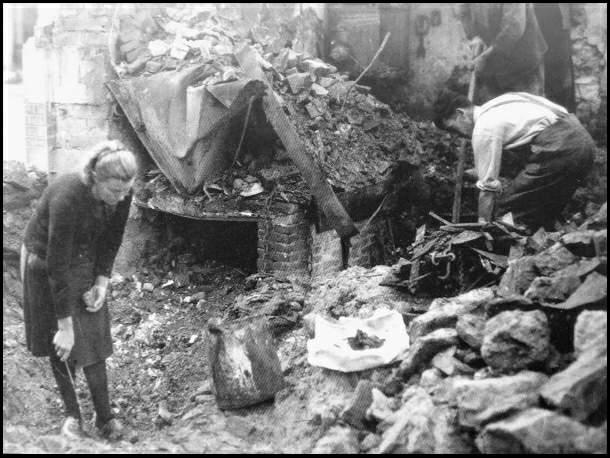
[225,273,308,336]
[305,204,607,454]
[3,161,48,310]
[111,5,442,212]
[381,219,518,296]
[3,161,52,430]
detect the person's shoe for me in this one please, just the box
[60,416,84,439]
[99,418,124,441]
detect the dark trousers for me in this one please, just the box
[49,354,113,428]
[497,113,595,230]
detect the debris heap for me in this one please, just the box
[110,5,428,217]
[302,203,607,454]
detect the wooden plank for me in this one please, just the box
[235,44,358,239]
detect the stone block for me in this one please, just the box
[375,387,435,454]
[481,310,550,373]
[409,288,493,341]
[555,258,601,279]
[540,345,607,421]
[476,408,605,454]
[561,230,600,257]
[498,256,538,296]
[433,404,478,454]
[341,380,374,429]
[524,274,582,304]
[398,328,459,379]
[558,271,607,309]
[431,347,474,376]
[452,371,548,429]
[456,313,486,350]
[533,244,579,277]
[573,310,607,356]
[312,426,359,454]
[286,72,313,95]
[366,388,395,423]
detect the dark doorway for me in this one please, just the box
[164,215,259,273]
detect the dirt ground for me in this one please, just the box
[4,251,390,453]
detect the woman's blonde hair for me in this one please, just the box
[83,140,137,186]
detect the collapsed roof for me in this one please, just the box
[105,5,425,234]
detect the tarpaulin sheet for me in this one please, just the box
[106,66,265,194]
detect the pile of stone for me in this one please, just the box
[3,161,48,310]
[308,204,607,454]
[226,273,307,336]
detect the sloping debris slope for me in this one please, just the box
[301,203,607,453]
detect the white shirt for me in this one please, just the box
[472,92,568,192]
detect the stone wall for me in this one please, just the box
[571,3,607,143]
[401,4,470,120]
[23,4,115,176]
[398,3,607,136]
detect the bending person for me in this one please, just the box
[433,90,595,230]
[21,140,137,440]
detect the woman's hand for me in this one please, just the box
[84,276,109,313]
[54,317,74,362]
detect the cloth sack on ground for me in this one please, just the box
[307,309,410,372]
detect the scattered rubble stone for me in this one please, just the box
[481,310,551,373]
[359,433,381,452]
[454,347,486,368]
[432,404,478,454]
[341,380,374,430]
[409,288,494,341]
[557,271,607,309]
[419,367,445,392]
[554,257,601,279]
[311,426,360,454]
[524,274,582,304]
[431,346,475,376]
[398,328,459,379]
[561,230,602,257]
[484,294,536,317]
[305,266,412,318]
[375,387,435,454]
[285,72,312,94]
[452,371,548,429]
[366,388,395,423]
[573,310,607,356]
[455,313,486,350]
[498,256,538,296]
[476,408,605,454]
[534,244,579,277]
[579,202,607,231]
[540,344,607,421]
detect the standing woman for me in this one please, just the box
[21,140,137,440]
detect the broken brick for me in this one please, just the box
[286,72,313,94]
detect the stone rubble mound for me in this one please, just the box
[308,203,607,454]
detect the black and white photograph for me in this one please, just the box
[3,2,607,453]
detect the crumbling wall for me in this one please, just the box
[401,4,470,119]
[23,5,115,176]
[397,3,607,136]
[310,219,389,280]
[571,4,607,143]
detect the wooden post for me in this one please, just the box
[452,68,477,223]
